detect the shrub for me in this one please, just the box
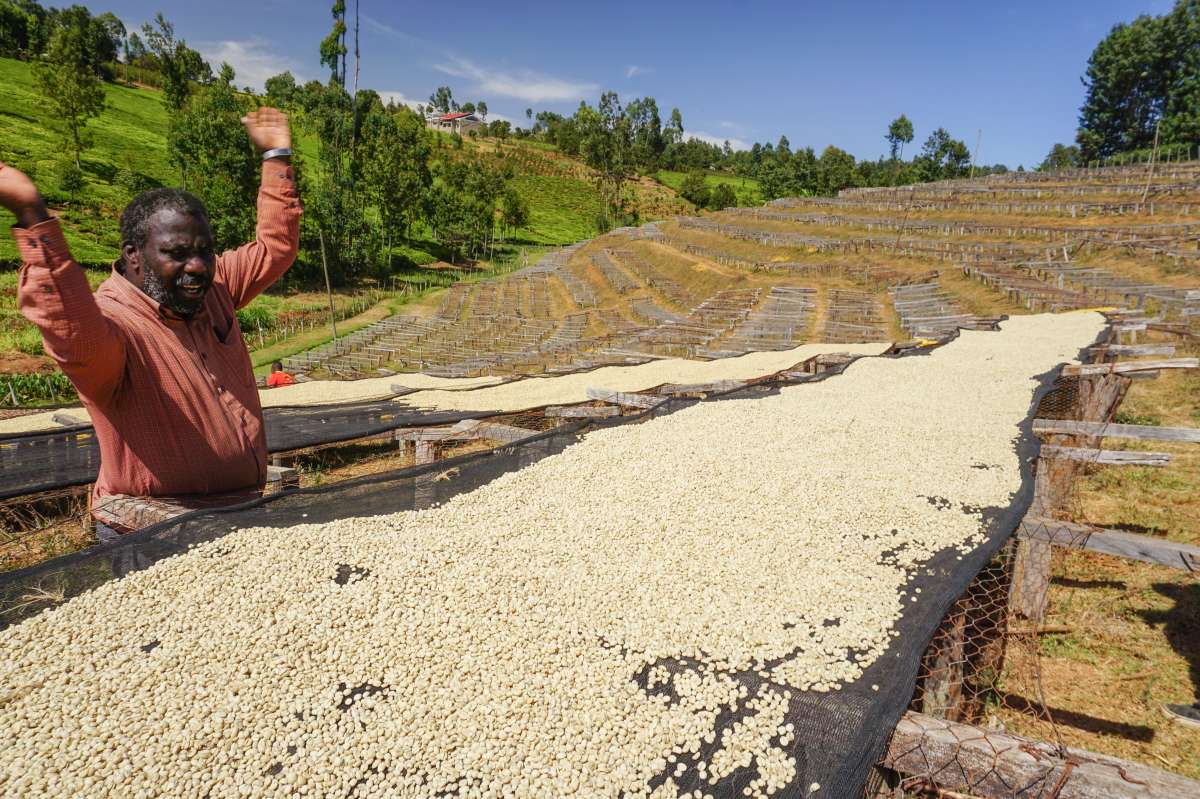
[58,160,85,197]
[678,171,710,207]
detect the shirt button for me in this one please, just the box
[217,385,225,392]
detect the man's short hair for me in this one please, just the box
[119,188,210,255]
[271,361,284,371]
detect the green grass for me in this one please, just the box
[0,57,606,377]
[655,169,763,207]
[509,173,600,244]
[0,56,176,265]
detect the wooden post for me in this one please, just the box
[881,710,1200,798]
[1011,372,1130,621]
[414,440,439,465]
[319,228,338,347]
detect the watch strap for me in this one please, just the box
[262,147,293,161]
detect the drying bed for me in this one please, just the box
[0,312,1105,798]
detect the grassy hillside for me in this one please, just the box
[0,57,689,384]
[0,57,685,266]
[656,169,763,207]
[0,56,175,264]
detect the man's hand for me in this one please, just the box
[242,107,292,154]
[0,161,50,228]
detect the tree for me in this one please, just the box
[122,29,146,83]
[625,96,664,170]
[499,186,528,239]
[525,107,532,121]
[460,101,475,114]
[265,71,298,107]
[33,11,106,169]
[1039,143,1081,172]
[1076,14,1169,160]
[1072,2,1200,160]
[92,11,125,73]
[488,119,511,140]
[0,1,33,58]
[361,107,431,264]
[815,145,858,194]
[477,100,487,121]
[678,170,709,207]
[707,182,737,210]
[142,13,210,111]
[916,128,970,181]
[886,114,914,160]
[167,62,258,249]
[428,158,507,261]
[319,0,347,85]
[1160,0,1200,147]
[577,92,633,228]
[428,85,455,114]
[664,107,684,147]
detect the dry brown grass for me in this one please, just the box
[998,334,1200,779]
[0,490,93,573]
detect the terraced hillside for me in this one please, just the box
[288,162,1199,379]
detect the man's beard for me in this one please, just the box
[142,268,208,317]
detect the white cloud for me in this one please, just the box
[362,14,401,37]
[378,90,420,109]
[197,38,305,92]
[625,65,651,79]
[718,119,752,137]
[686,130,750,151]
[433,56,597,104]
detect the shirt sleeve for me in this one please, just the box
[14,219,127,403]
[215,161,302,310]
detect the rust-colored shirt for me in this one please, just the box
[14,165,301,505]
[266,371,295,388]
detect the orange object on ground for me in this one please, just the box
[266,370,295,388]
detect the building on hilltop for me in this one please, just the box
[426,111,483,135]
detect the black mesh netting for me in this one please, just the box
[0,401,499,500]
[0,338,1067,799]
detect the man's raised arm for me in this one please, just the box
[216,107,302,310]
[2,162,126,403]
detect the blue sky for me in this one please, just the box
[101,0,1175,168]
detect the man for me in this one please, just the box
[266,360,295,388]
[0,107,301,535]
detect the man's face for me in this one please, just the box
[123,209,215,317]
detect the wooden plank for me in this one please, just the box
[1062,358,1198,376]
[1088,343,1176,357]
[1019,517,1200,571]
[1033,419,1200,443]
[883,710,1200,798]
[1039,445,1171,466]
[657,379,746,395]
[266,464,299,491]
[394,427,475,442]
[544,405,621,418]
[266,465,298,482]
[585,387,665,409]
[450,419,538,444]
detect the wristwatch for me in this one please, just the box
[262,147,293,161]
